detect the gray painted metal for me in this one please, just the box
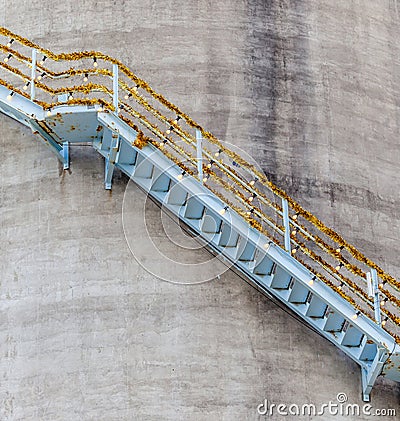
[0,87,398,401]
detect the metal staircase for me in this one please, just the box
[0,27,399,401]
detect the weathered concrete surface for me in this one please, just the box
[0,0,399,420]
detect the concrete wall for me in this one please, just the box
[0,1,399,420]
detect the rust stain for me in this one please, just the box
[96,125,103,132]
[70,125,76,131]
[54,112,64,123]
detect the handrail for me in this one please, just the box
[0,27,399,339]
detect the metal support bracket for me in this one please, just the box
[104,133,120,189]
[361,346,388,401]
[61,141,69,170]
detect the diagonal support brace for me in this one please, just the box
[28,120,69,169]
[104,133,120,189]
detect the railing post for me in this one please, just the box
[112,64,118,114]
[30,49,36,100]
[282,198,291,253]
[372,269,381,325]
[196,129,203,183]
[367,269,381,325]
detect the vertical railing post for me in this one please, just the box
[371,269,381,325]
[112,64,119,114]
[367,269,381,325]
[30,49,37,101]
[282,198,291,254]
[196,129,203,183]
